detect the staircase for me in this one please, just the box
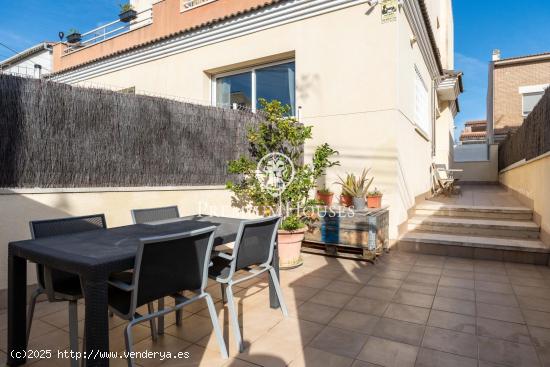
[398,203,550,265]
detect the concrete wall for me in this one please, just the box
[499,152,550,245]
[0,186,250,291]
[451,144,498,182]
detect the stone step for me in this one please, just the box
[414,204,533,220]
[407,216,540,239]
[398,231,550,265]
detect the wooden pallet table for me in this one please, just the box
[303,206,390,262]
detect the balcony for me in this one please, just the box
[65,7,153,54]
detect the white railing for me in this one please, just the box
[65,8,153,54]
[181,0,217,12]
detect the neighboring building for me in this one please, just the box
[48,0,461,238]
[487,49,550,143]
[459,120,487,144]
[0,42,54,78]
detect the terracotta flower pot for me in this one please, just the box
[277,227,306,269]
[340,194,353,207]
[316,191,334,206]
[367,195,382,208]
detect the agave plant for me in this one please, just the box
[335,168,374,198]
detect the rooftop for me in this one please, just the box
[494,51,550,66]
[0,42,54,69]
[464,120,486,126]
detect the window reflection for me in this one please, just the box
[256,62,295,115]
[216,72,252,110]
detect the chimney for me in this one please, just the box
[492,49,501,61]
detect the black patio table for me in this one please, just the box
[7,215,280,367]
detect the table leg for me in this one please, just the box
[269,244,281,309]
[7,254,27,366]
[81,277,110,367]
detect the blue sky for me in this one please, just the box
[0,0,118,59]
[0,0,548,140]
[453,0,550,140]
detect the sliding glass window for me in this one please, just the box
[214,60,295,114]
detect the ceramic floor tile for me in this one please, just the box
[478,336,541,367]
[357,336,418,367]
[427,309,476,334]
[309,326,368,358]
[421,327,477,358]
[415,347,477,367]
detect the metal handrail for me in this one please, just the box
[65,8,152,54]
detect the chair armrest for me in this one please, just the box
[108,279,134,292]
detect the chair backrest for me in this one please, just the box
[132,226,216,309]
[131,205,180,224]
[432,163,448,182]
[233,216,281,271]
[29,214,107,290]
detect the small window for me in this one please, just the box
[522,92,544,116]
[214,61,295,114]
[414,67,431,137]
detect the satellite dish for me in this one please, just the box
[58,31,65,41]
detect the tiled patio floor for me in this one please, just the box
[2,251,550,367]
[425,184,522,207]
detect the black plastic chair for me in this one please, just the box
[28,214,107,367]
[108,226,228,367]
[131,205,180,225]
[129,205,181,329]
[208,216,287,352]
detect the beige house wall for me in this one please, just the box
[499,153,550,245]
[68,4,431,239]
[493,59,550,130]
[74,3,442,237]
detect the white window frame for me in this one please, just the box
[519,84,549,117]
[211,59,295,113]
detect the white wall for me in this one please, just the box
[3,48,52,77]
[454,143,489,162]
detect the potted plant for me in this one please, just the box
[316,187,334,206]
[336,174,354,207]
[227,99,339,269]
[66,29,81,44]
[367,187,383,208]
[119,3,137,23]
[336,169,373,210]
